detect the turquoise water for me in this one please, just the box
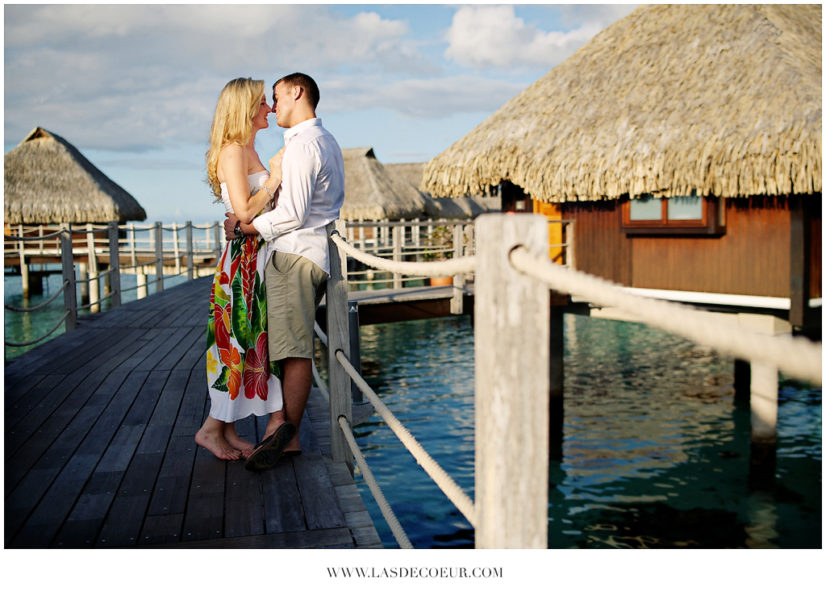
[341,315,821,549]
[3,268,192,359]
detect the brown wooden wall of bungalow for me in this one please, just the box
[501,183,821,332]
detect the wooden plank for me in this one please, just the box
[53,470,121,547]
[293,452,347,531]
[262,457,305,534]
[8,369,151,546]
[5,366,130,494]
[138,513,185,546]
[146,435,196,517]
[224,458,266,538]
[181,445,226,542]
[161,527,354,549]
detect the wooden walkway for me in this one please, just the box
[4,276,382,548]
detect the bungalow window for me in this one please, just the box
[621,194,725,236]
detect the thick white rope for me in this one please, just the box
[335,350,477,527]
[331,232,475,277]
[337,417,414,549]
[310,360,413,548]
[510,247,822,386]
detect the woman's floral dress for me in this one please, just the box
[206,172,282,422]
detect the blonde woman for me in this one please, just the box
[195,77,288,460]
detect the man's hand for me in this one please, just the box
[224,212,239,241]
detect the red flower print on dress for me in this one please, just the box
[243,332,270,400]
[214,302,231,350]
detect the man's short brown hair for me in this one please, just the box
[275,73,320,110]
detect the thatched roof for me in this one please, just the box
[384,162,500,219]
[4,127,147,224]
[341,147,428,220]
[422,4,822,203]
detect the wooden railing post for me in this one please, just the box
[108,222,121,308]
[392,225,402,289]
[154,221,164,293]
[186,221,195,280]
[326,221,353,473]
[60,229,77,332]
[86,223,100,312]
[474,213,550,549]
[451,223,464,315]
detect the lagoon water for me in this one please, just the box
[5,273,821,548]
[342,315,821,549]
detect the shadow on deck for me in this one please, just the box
[4,276,381,548]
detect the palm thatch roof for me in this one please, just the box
[385,162,500,218]
[422,4,822,203]
[4,127,146,224]
[341,147,428,220]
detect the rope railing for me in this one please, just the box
[309,358,413,549]
[330,232,475,277]
[334,348,477,526]
[4,311,70,347]
[4,281,69,313]
[509,246,822,386]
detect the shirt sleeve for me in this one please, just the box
[252,141,319,242]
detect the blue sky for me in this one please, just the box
[4,3,637,222]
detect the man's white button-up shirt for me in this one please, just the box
[252,118,345,274]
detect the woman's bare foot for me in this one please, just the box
[195,426,241,460]
[224,425,255,458]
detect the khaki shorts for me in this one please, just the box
[265,251,327,361]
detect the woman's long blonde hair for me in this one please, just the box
[206,77,265,199]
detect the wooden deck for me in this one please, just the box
[4,275,382,548]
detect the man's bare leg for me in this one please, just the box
[195,416,242,460]
[263,357,311,453]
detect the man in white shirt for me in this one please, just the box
[226,73,345,471]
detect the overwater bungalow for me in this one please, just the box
[4,127,147,225]
[341,147,428,221]
[385,161,499,220]
[422,4,821,337]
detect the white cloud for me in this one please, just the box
[3,4,431,150]
[444,4,634,70]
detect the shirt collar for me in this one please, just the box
[283,117,321,144]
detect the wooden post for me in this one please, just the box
[186,221,194,280]
[18,224,30,299]
[77,262,89,304]
[326,221,353,473]
[60,230,77,332]
[212,221,222,261]
[154,221,164,293]
[86,224,100,313]
[108,222,121,308]
[474,213,550,549]
[348,302,363,403]
[128,223,137,267]
[392,225,402,289]
[172,223,181,275]
[451,223,464,314]
[737,314,789,447]
[566,220,575,269]
[137,271,148,299]
[789,197,811,332]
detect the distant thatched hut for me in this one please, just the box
[423,4,821,332]
[4,127,147,225]
[385,162,499,219]
[341,147,427,221]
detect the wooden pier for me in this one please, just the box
[4,276,382,548]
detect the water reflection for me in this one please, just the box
[340,314,820,549]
